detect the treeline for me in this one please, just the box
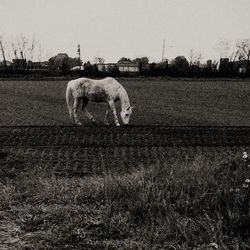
[55,55,249,78]
[0,36,250,78]
[1,34,250,78]
[0,55,249,78]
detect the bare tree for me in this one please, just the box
[11,34,39,69]
[0,36,7,70]
[94,57,105,64]
[28,38,35,62]
[230,48,240,62]
[215,40,236,60]
[189,49,202,66]
[11,42,18,59]
[35,42,43,63]
[236,39,250,61]
[215,39,247,64]
[17,34,28,61]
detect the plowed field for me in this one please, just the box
[1,125,250,180]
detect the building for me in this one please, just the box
[97,63,117,72]
[239,66,247,74]
[70,65,84,71]
[27,61,49,70]
[12,59,27,70]
[0,60,12,66]
[97,62,139,73]
[117,62,139,73]
[0,60,12,70]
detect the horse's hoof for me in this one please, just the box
[76,122,82,126]
[115,123,120,127]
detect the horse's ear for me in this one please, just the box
[127,106,134,110]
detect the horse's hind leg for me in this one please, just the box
[104,109,109,125]
[82,97,95,123]
[73,97,82,125]
[104,104,110,125]
[69,109,74,124]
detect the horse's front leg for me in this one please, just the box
[73,97,82,125]
[82,97,95,123]
[84,109,95,123]
[108,100,120,126]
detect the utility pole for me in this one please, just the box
[77,44,81,65]
[0,40,7,70]
[162,40,165,62]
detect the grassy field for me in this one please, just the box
[0,78,250,249]
[0,78,250,126]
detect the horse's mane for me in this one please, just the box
[118,83,130,110]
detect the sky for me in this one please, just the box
[0,0,250,63]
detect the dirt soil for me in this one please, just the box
[1,125,250,178]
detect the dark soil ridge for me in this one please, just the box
[1,126,250,147]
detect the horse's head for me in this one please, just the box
[120,106,133,125]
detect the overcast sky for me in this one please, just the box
[0,0,250,63]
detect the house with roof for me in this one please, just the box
[97,62,139,73]
[117,62,139,73]
[97,63,117,72]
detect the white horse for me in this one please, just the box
[66,77,133,126]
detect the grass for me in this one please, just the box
[0,78,250,126]
[1,147,250,249]
[1,78,250,249]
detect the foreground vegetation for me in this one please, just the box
[1,147,250,249]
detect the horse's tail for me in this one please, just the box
[66,83,73,119]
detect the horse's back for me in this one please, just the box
[68,77,119,87]
[68,77,121,102]
[99,77,123,98]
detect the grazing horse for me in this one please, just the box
[66,77,133,126]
